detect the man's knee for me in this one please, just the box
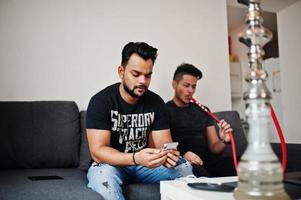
[150,158,193,181]
[87,163,124,200]
[174,157,193,178]
[148,166,178,182]
[88,163,123,184]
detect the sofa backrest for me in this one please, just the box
[0,101,80,169]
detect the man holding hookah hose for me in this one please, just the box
[166,63,235,177]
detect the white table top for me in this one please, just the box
[160,176,238,200]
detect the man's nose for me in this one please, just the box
[187,87,195,94]
[138,75,146,84]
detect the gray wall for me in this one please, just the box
[229,1,301,143]
[277,1,301,143]
[0,0,231,111]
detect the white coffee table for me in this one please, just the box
[160,176,238,200]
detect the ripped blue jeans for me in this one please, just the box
[87,157,192,200]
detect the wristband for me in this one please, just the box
[132,152,138,165]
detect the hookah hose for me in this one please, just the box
[190,98,238,171]
[190,97,287,173]
[270,105,287,173]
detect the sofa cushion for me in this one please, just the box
[0,101,80,169]
[0,168,103,200]
[124,183,160,200]
[0,168,160,200]
[79,111,92,171]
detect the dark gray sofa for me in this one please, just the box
[0,101,103,200]
[0,101,161,200]
[1,101,298,200]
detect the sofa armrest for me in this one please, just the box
[78,111,92,171]
[271,143,301,172]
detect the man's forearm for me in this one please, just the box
[91,146,135,166]
[210,141,226,154]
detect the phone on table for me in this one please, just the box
[28,175,64,181]
[161,142,179,151]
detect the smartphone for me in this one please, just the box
[187,182,237,192]
[162,142,179,151]
[28,175,64,181]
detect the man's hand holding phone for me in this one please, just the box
[133,142,180,168]
[161,142,179,151]
[161,142,180,168]
[134,148,168,168]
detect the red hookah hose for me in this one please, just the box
[191,98,288,173]
[190,98,238,171]
[270,105,287,173]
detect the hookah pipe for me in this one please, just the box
[239,35,288,173]
[190,97,287,173]
[190,98,238,171]
[270,105,287,173]
[233,0,290,198]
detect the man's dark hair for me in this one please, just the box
[173,63,203,81]
[121,42,158,67]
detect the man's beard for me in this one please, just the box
[123,82,147,98]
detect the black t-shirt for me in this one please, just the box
[166,100,215,159]
[86,83,169,153]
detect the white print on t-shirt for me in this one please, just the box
[111,110,154,152]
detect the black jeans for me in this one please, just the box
[192,156,237,177]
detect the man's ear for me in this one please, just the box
[118,65,124,79]
[172,80,177,89]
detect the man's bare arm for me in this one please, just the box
[87,129,134,165]
[87,128,168,167]
[148,129,173,149]
[206,126,226,154]
[207,119,233,154]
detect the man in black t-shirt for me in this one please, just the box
[86,42,192,200]
[166,63,233,177]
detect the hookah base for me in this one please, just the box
[233,188,291,200]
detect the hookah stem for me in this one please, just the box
[190,98,238,171]
[270,104,287,173]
